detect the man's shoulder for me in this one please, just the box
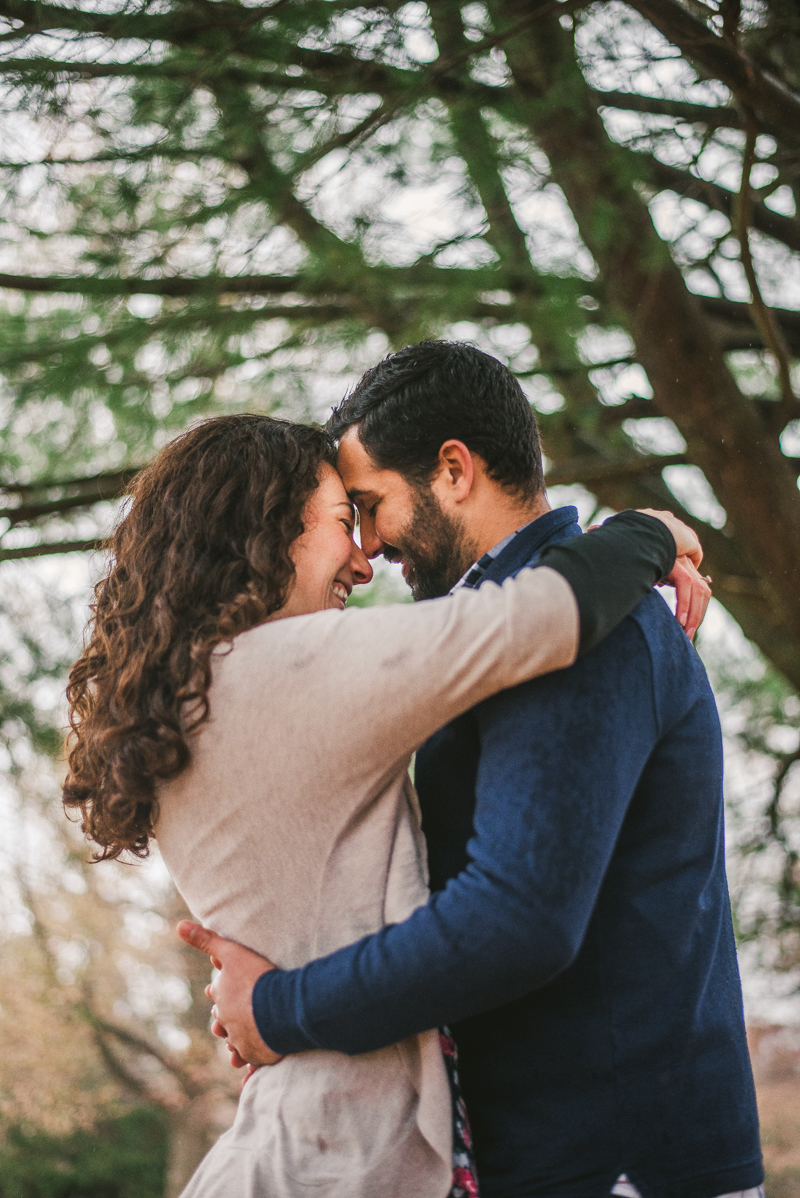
[476,605,652,722]
[476,590,713,741]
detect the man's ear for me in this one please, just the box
[432,440,476,505]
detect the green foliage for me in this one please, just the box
[0,1107,167,1198]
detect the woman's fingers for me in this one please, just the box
[685,574,713,641]
[664,556,712,640]
[635,509,703,569]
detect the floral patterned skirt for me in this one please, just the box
[440,1028,480,1198]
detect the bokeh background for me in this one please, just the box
[0,0,799,1194]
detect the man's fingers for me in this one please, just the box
[177,919,229,963]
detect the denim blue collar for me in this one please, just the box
[476,506,581,588]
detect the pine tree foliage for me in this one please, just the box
[0,0,797,686]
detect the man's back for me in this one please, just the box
[417,534,761,1197]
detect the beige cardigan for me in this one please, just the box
[155,566,578,1198]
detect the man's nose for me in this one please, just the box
[358,516,384,560]
[351,542,374,586]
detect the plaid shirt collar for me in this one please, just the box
[450,524,531,593]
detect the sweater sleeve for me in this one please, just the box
[231,512,674,803]
[541,510,675,655]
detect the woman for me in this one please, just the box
[63,414,702,1198]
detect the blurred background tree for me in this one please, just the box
[0,574,237,1195]
[0,0,797,1193]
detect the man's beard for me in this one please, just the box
[386,486,478,601]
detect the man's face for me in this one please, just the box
[336,428,477,600]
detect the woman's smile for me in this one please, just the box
[330,579,351,609]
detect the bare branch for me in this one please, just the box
[545,451,686,487]
[0,0,282,45]
[78,1003,197,1096]
[0,537,103,561]
[593,88,741,129]
[0,468,139,524]
[0,467,141,496]
[732,114,800,424]
[91,1026,156,1102]
[0,271,310,296]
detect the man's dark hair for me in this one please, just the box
[327,341,544,497]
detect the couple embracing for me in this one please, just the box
[64,341,763,1198]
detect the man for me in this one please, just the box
[182,342,762,1198]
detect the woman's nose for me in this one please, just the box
[351,541,374,586]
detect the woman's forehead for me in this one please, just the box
[316,463,353,511]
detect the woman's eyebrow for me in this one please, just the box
[334,500,356,519]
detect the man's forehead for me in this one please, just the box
[336,430,388,493]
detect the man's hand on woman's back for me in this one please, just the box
[177,920,283,1070]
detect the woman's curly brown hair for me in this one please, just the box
[63,414,335,861]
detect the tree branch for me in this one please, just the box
[545,451,686,487]
[0,537,103,561]
[79,1004,197,1097]
[1,494,118,526]
[91,1027,158,1103]
[0,0,282,45]
[624,0,800,144]
[700,295,800,356]
[593,87,742,129]
[0,467,139,523]
[0,271,309,296]
[493,0,800,641]
[646,157,800,254]
[732,114,800,424]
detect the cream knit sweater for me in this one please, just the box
[155,565,578,1198]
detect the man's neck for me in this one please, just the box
[470,490,551,561]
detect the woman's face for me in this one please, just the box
[280,463,373,618]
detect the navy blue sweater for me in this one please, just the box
[254,507,762,1198]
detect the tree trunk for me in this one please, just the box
[164,1095,222,1198]
[487,0,800,648]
